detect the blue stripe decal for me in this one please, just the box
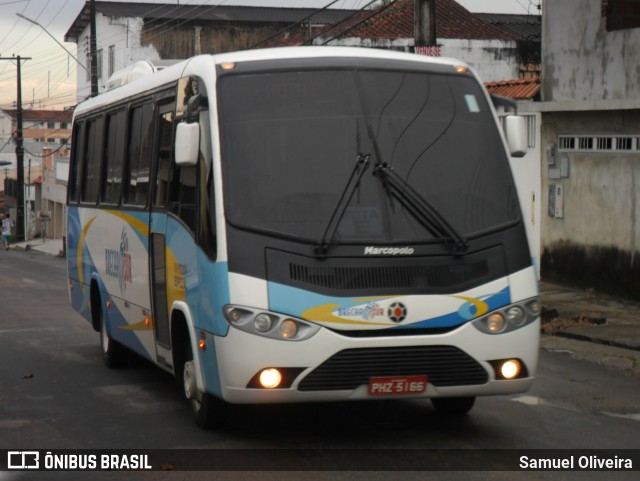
[269,281,511,330]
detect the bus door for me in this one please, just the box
[150,100,176,370]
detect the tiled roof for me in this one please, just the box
[1,109,73,123]
[346,0,515,40]
[262,0,515,47]
[484,76,540,101]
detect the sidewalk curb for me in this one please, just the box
[551,330,640,352]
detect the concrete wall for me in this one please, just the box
[539,109,640,299]
[543,0,640,102]
[440,39,520,83]
[330,37,520,83]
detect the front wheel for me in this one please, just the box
[182,341,226,429]
[431,396,476,416]
[99,306,128,368]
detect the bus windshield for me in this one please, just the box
[219,67,520,244]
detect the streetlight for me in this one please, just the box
[16,13,89,74]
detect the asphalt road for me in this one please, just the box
[0,249,638,480]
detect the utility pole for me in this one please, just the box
[0,55,31,242]
[414,0,436,47]
[90,0,99,97]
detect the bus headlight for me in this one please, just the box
[472,297,540,335]
[223,305,320,341]
[506,306,525,326]
[254,313,273,332]
[486,313,506,333]
[280,319,298,339]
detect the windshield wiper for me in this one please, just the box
[314,153,371,258]
[373,160,468,253]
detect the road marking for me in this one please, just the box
[602,411,640,422]
[510,395,545,406]
[0,327,59,335]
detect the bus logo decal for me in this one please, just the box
[388,302,407,323]
[336,302,384,321]
[364,246,415,256]
[105,228,133,294]
[456,295,491,320]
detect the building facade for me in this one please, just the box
[261,0,541,84]
[0,108,72,241]
[529,0,640,299]
[64,1,359,102]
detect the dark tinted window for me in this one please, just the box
[154,108,175,207]
[126,103,154,206]
[167,144,197,233]
[102,109,126,204]
[68,121,84,204]
[81,116,103,204]
[219,69,519,243]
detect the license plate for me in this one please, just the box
[368,375,428,396]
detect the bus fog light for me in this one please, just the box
[500,360,521,380]
[280,319,298,339]
[259,368,282,389]
[487,313,506,333]
[254,314,273,332]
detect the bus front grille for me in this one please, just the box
[297,346,488,391]
[288,261,489,291]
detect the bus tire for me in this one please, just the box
[99,307,128,369]
[182,339,225,430]
[431,396,475,416]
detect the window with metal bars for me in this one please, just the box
[558,135,639,153]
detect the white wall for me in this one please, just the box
[542,0,640,102]
[440,39,520,83]
[76,13,161,102]
[324,36,521,83]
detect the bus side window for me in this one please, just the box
[198,115,216,260]
[81,116,103,204]
[102,109,126,204]
[154,107,175,208]
[68,121,85,204]
[126,102,154,206]
[167,136,197,234]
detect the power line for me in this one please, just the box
[301,0,383,46]
[249,0,343,49]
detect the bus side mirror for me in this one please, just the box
[504,115,527,158]
[175,122,200,167]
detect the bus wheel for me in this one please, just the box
[182,341,225,430]
[99,308,127,369]
[431,396,475,416]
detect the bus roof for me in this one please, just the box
[73,46,472,118]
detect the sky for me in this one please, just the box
[0,0,541,109]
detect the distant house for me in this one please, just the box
[64,1,359,102]
[0,108,71,240]
[261,0,541,85]
[0,109,72,146]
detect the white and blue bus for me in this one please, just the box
[67,47,540,428]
